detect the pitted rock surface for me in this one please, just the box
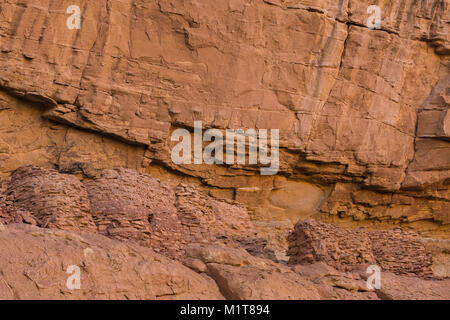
[0,0,448,300]
[2,165,269,260]
[288,220,434,277]
[0,0,447,254]
[5,166,96,232]
[85,168,269,259]
[84,167,185,258]
[287,219,376,271]
[0,224,224,300]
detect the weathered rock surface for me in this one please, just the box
[84,167,269,259]
[423,238,450,278]
[0,224,224,300]
[0,0,448,299]
[0,183,449,300]
[5,165,97,232]
[292,263,379,300]
[1,165,271,260]
[186,244,326,300]
[288,220,376,271]
[184,244,449,300]
[0,179,36,225]
[84,167,184,258]
[0,0,448,255]
[288,220,434,277]
[369,272,450,300]
[370,229,434,277]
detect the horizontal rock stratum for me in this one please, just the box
[0,0,448,299]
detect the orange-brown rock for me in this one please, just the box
[0,0,448,300]
[184,244,449,300]
[288,219,376,271]
[0,224,224,300]
[1,165,271,261]
[0,0,447,256]
[359,271,450,300]
[186,243,322,300]
[84,167,184,258]
[0,179,36,226]
[369,229,434,277]
[0,210,448,300]
[288,220,434,277]
[84,167,271,259]
[5,165,97,232]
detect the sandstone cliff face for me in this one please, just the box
[0,0,448,299]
